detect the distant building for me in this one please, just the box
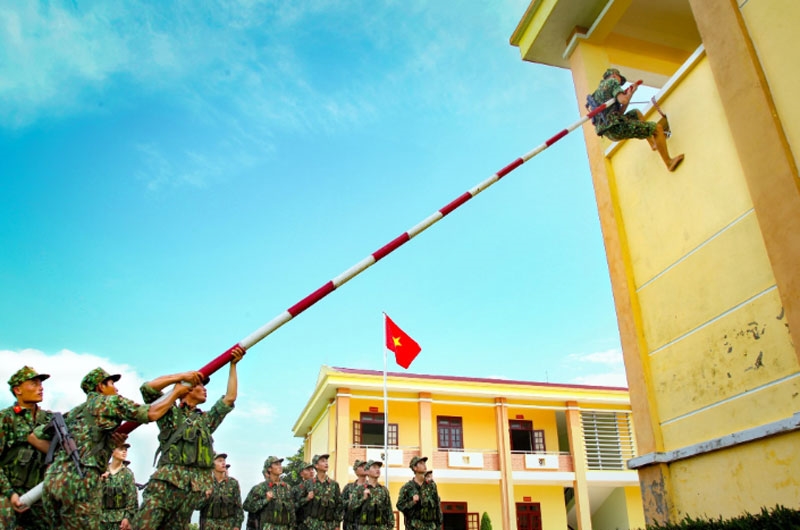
[511,0,800,527]
[292,366,645,530]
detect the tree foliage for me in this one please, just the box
[480,512,492,530]
[281,444,307,487]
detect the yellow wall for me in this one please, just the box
[670,430,800,519]
[309,404,331,458]
[739,0,800,169]
[349,395,422,447]
[431,402,498,450]
[607,43,799,518]
[515,485,568,529]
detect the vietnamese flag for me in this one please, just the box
[385,314,421,369]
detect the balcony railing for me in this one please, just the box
[511,451,574,472]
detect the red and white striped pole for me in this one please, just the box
[115,93,619,433]
[21,94,622,508]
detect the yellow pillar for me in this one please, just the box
[495,398,514,530]
[567,39,673,525]
[335,388,351,482]
[565,401,591,530]
[419,392,433,458]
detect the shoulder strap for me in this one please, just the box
[152,406,189,466]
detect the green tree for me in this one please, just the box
[281,444,306,487]
[188,524,199,530]
[480,512,492,530]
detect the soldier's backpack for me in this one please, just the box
[585,93,611,130]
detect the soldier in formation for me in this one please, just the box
[396,456,442,530]
[292,461,315,530]
[243,455,295,530]
[32,366,197,530]
[199,452,244,530]
[348,460,394,530]
[136,345,245,529]
[297,454,343,530]
[100,443,138,530]
[0,366,53,530]
[341,459,367,530]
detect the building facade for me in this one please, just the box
[510,0,800,526]
[292,366,645,530]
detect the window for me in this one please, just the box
[352,412,398,447]
[509,420,546,452]
[437,416,463,449]
[581,411,634,470]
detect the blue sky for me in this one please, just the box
[0,0,625,498]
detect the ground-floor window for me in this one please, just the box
[516,502,542,530]
[441,501,477,530]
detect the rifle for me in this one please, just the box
[44,412,84,479]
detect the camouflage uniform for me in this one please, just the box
[199,474,244,530]
[292,467,313,530]
[34,368,151,530]
[0,366,53,530]
[592,72,656,141]
[243,479,295,530]
[135,383,234,530]
[348,482,394,530]
[396,479,442,530]
[341,480,364,530]
[100,465,138,530]
[297,476,343,530]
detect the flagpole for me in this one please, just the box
[383,323,390,490]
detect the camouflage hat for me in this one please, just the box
[8,366,50,390]
[80,367,121,394]
[214,453,228,460]
[603,68,627,84]
[366,459,383,468]
[409,455,428,469]
[312,454,330,466]
[263,456,284,471]
[302,461,314,470]
[352,459,366,471]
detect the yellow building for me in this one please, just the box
[511,0,800,526]
[292,366,645,530]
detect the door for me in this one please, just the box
[516,503,542,530]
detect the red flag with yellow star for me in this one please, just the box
[385,314,421,369]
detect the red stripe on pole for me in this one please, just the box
[496,158,524,179]
[545,129,568,147]
[198,343,242,379]
[288,281,335,316]
[439,192,473,217]
[372,233,411,261]
[585,103,608,119]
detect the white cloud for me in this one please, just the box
[567,348,624,366]
[564,348,628,387]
